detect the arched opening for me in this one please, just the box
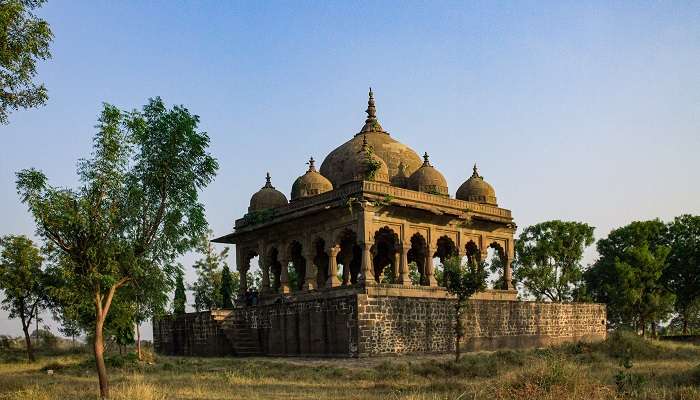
[465,240,480,268]
[373,227,399,283]
[486,242,507,289]
[337,229,360,285]
[268,247,282,292]
[407,233,427,285]
[288,241,306,291]
[434,236,458,264]
[313,238,328,288]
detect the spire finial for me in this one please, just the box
[360,87,385,134]
[471,163,481,179]
[264,172,274,188]
[423,152,430,165]
[307,156,316,171]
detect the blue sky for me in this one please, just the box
[1,1,699,338]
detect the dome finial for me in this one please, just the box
[360,87,385,134]
[264,172,274,188]
[472,163,481,179]
[423,152,430,166]
[307,156,316,171]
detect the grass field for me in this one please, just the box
[1,332,699,400]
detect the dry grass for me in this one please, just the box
[1,332,699,400]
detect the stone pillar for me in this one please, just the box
[302,248,317,291]
[240,255,250,295]
[393,251,400,282]
[360,242,376,285]
[259,253,270,294]
[504,256,514,290]
[279,251,291,294]
[326,245,341,288]
[397,244,411,285]
[341,252,352,286]
[425,244,437,287]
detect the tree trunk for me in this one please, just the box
[136,323,142,361]
[94,318,109,399]
[454,303,462,362]
[683,318,689,335]
[22,324,35,362]
[640,317,646,337]
[651,321,656,339]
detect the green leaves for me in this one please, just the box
[0,0,53,123]
[513,220,595,302]
[443,256,488,302]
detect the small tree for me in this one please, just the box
[443,256,487,361]
[173,270,186,315]
[513,220,595,302]
[220,264,234,308]
[0,235,47,361]
[189,232,228,311]
[0,0,53,123]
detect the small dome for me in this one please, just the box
[456,164,497,206]
[408,153,449,196]
[349,134,390,183]
[291,157,333,201]
[249,173,288,212]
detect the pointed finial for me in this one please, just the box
[471,163,481,178]
[360,133,369,152]
[264,172,274,188]
[307,156,316,171]
[423,152,430,166]
[360,87,385,134]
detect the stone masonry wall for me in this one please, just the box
[153,311,231,356]
[240,294,358,356]
[357,295,607,355]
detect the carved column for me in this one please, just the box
[425,244,437,287]
[258,242,270,294]
[240,253,250,295]
[302,247,317,291]
[341,252,352,286]
[505,242,514,290]
[279,248,291,294]
[360,242,376,285]
[326,245,341,288]
[397,244,411,285]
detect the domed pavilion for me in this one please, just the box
[214,89,516,295]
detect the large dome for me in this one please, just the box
[320,89,423,188]
[456,164,497,206]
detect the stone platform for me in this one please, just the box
[153,285,607,357]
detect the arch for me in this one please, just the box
[465,240,480,267]
[487,241,507,289]
[434,235,458,264]
[267,247,282,292]
[407,232,427,285]
[373,226,399,283]
[288,241,306,291]
[337,229,360,285]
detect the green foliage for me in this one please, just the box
[585,220,674,332]
[363,145,382,181]
[0,235,48,361]
[442,256,488,360]
[0,0,53,123]
[513,220,595,302]
[664,215,700,334]
[243,208,276,225]
[15,97,217,397]
[220,265,234,309]
[172,270,186,315]
[189,232,228,312]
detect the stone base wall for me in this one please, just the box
[153,287,607,357]
[153,311,231,356]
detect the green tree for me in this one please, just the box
[173,270,186,315]
[664,215,700,334]
[0,0,53,124]
[220,264,234,308]
[443,256,487,361]
[513,220,595,302]
[585,220,674,335]
[189,232,229,312]
[0,235,47,361]
[16,98,217,399]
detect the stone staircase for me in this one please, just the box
[212,308,261,356]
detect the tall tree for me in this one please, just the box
[0,0,53,124]
[16,98,217,399]
[220,264,234,308]
[664,215,700,334]
[585,220,674,335]
[513,220,595,302]
[172,269,186,316]
[443,256,487,361]
[0,235,47,361]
